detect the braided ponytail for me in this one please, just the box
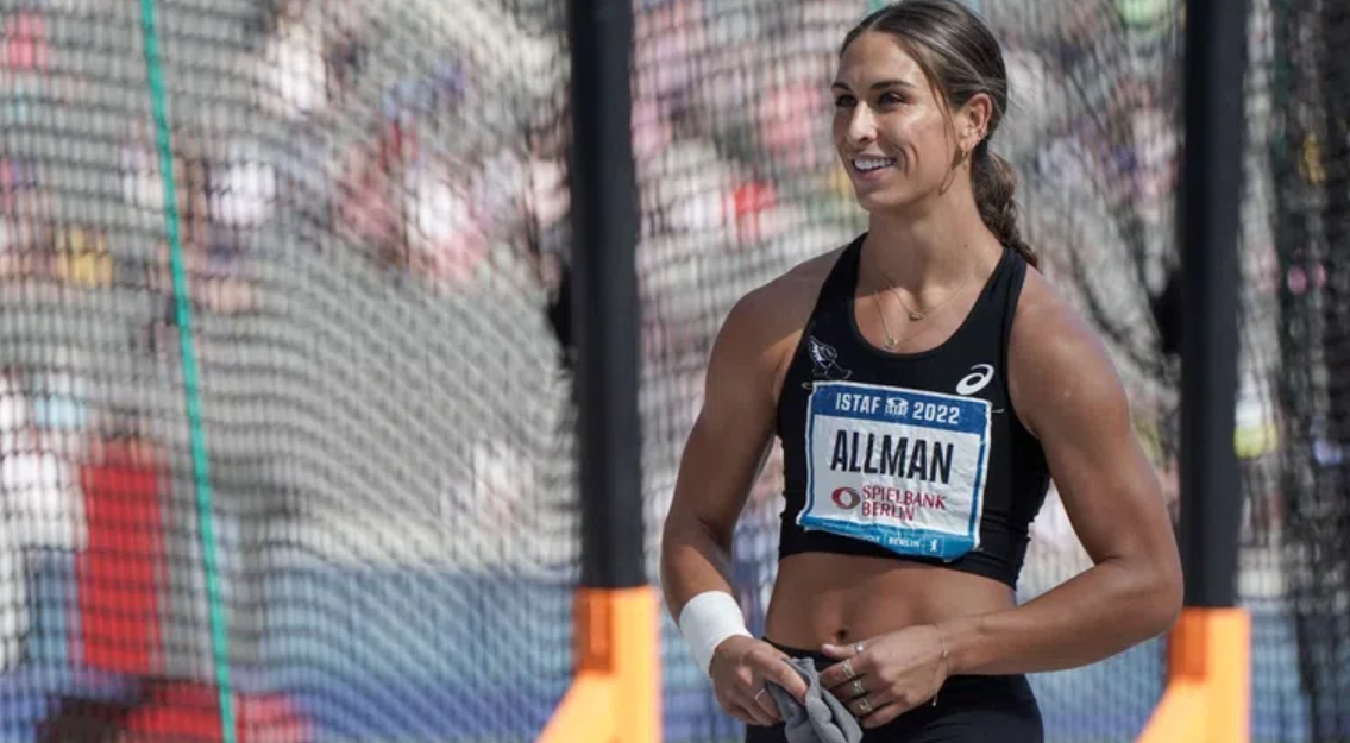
[972,143,1037,268]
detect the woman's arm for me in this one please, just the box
[660,285,783,623]
[660,275,815,725]
[937,272,1184,676]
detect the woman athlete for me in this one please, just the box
[659,2,1184,741]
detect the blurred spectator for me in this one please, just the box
[755,80,825,174]
[36,697,139,743]
[120,127,208,252]
[728,175,778,246]
[31,348,91,447]
[380,60,469,136]
[0,368,27,670]
[120,135,172,216]
[468,438,532,535]
[1130,90,1177,209]
[198,138,276,311]
[213,141,279,230]
[52,226,112,289]
[650,138,735,238]
[251,0,364,120]
[1117,0,1172,32]
[0,364,86,673]
[2,419,85,556]
[403,151,487,289]
[3,8,48,72]
[635,0,699,130]
[255,0,330,121]
[526,130,569,285]
[129,131,257,314]
[334,123,406,274]
[633,95,674,166]
[522,113,573,364]
[468,147,529,254]
[320,0,365,106]
[0,156,49,280]
[78,429,165,676]
[122,128,260,360]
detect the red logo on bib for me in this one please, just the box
[832,486,861,510]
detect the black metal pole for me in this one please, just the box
[569,0,644,589]
[1177,0,1249,607]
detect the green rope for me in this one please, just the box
[136,2,236,741]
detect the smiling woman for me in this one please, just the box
[659,2,1183,742]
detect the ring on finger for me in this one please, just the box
[840,660,856,680]
[853,642,865,654]
[850,679,865,698]
[754,688,767,701]
[857,696,873,715]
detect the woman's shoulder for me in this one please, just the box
[710,245,847,393]
[1006,265,1128,433]
[1010,266,1090,347]
[723,246,844,345]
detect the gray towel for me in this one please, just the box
[764,657,864,743]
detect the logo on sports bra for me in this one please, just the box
[955,364,995,395]
[805,337,852,390]
[799,380,992,561]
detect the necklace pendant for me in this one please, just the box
[908,310,924,322]
[885,336,898,349]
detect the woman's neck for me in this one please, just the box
[860,194,1001,293]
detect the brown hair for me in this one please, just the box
[842,0,1037,268]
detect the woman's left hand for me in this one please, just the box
[816,624,951,728]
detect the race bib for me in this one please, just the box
[799,381,992,561]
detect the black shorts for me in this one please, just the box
[744,642,1043,743]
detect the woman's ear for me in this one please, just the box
[956,92,994,154]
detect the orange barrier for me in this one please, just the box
[539,587,662,743]
[1136,607,1250,743]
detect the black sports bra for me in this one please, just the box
[773,235,1050,589]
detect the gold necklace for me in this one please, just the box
[873,294,906,349]
[897,296,927,322]
[871,271,978,349]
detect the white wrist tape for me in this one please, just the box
[678,591,752,676]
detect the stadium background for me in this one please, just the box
[0,0,1342,741]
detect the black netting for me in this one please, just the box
[1272,0,1350,739]
[0,1,576,741]
[0,0,1346,741]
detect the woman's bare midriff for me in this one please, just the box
[763,552,1016,650]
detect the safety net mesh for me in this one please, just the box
[0,0,577,741]
[1271,0,1350,739]
[0,0,1346,742]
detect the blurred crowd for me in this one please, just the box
[0,0,1295,687]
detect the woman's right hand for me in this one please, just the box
[709,636,810,727]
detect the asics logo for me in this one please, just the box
[955,364,995,395]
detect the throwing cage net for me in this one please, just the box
[0,0,577,741]
[1272,0,1350,739]
[0,0,1346,741]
